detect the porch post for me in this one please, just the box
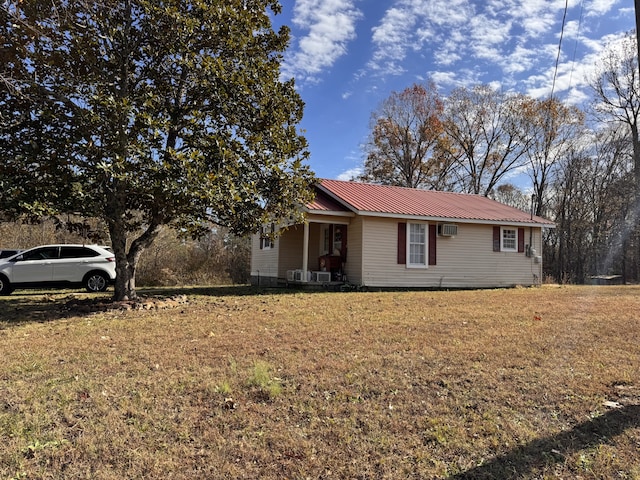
[302,221,309,282]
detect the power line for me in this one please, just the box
[567,0,585,93]
[550,0,570,100]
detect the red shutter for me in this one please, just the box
[341,225,348,260]
[493,226,500,252]
[428,224,437,265]
[518,227,525,253]
[397,222,406,264]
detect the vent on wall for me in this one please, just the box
[439,224,458,237]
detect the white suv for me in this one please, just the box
[0,244,116,295]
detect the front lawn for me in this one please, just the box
[0,285,638,479]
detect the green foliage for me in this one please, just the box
[215,381,233,396]
[0,0,314,299]
[246,360,282,399]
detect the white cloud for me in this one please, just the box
[281,0,362,83]
[368,6,418,75]
[429,68,484,90]
[585,0,618,16]
[524,30,631,100]
[368,0,474,76]
[336,166,363,181]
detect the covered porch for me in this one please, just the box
[279,219,351,286]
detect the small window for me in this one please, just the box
[261,224,274,250]
[21,246,59,261]
[60,246,99,259]
[407,223,427,267]
[501,227,517,252]
[333,225,343,255]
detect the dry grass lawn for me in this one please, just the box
[0,285,639,479]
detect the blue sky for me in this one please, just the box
[273,0,635,183]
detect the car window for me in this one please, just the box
[60,246,99,259]
[21,247,59,261]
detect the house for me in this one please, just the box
[250,179,555,289]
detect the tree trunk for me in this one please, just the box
[110,225,162,301]
[109,214,136,301]
[631,122,640,282]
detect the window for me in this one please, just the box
[333,225,343,255]
[501,227,517,252]
[398,223,437,266]
[60,246,99,258]
[21,246,59,261]
[408,223,426,267]
[322,226,330,254]
[260,224,274,250]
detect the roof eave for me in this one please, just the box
[354,210,555,227]
[304,208,356,217]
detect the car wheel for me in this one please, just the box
[85,272,108,292]
[0,275,13,295]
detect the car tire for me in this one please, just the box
[84,272,109,293]
[0,275,13,295]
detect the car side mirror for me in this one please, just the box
[11,255,23,262]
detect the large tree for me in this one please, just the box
[591,32,640,196]
[359,81,450,189]
[443,85,531,196]
[520,97,585,217]
[0,0,314,300]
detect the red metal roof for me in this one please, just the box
[314,179,554,226]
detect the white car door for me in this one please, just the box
[9,246,59,283]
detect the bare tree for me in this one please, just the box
[591,32,640,194]
[443,85,531,196]
[521,97,585,217]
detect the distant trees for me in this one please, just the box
[0,0,314,300]
[547,127,633,283]
[590,32,640,282]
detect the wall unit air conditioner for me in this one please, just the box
[287,269,305,282]
[439,224,458,237]
[314,271,331,283]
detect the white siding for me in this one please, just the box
[344,216,363,284]
[361,218,543,288]
[250,232,279,282]
[277,225,305,277]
